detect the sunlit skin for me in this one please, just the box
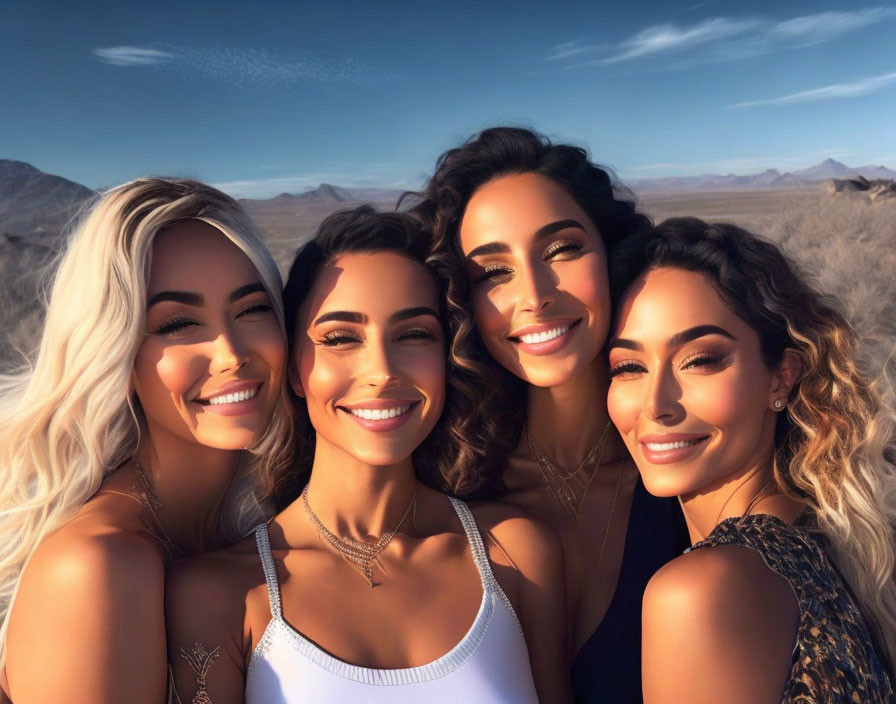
[166,249,572,704]
[458,171,638,654]
[606,267,801,539]
[134,222,285,452]
[4,220,287,704]
[460,172,611,390]
[291,251,445,474]
[607,266,804,704]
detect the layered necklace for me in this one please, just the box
[132,456,187,563]
[526,420,615,526]
[302,483,419,587]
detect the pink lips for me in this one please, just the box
[638,433,710,464]
[509,319,581,356]
[339,400,420,433]
[193,380,263,417]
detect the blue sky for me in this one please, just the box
[2,0,895,197]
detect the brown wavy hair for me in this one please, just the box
[409,126,652,499]
[610,216,896,673]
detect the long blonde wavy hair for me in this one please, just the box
[0,178,294,666]
[611,217,896,676]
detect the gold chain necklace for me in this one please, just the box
[595,457,627,570]
[302,483,419,587]
[132,456,187,562]
[527,420,613,525]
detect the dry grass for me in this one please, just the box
[638,189,896,382]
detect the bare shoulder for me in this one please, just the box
[19,518,164,607]
[642,545,799,704]
[468,499,562,571]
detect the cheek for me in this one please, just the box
[135,343,204,403]
[470,287,508,341]
[254,324,287,378]
[607,382,641,437]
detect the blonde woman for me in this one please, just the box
[607,218,896,703]
[0,179,293,703]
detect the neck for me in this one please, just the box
[525,356,622,467]
[134,425,241,554]
[300,435,419,540]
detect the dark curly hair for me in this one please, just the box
[276,205,450,506]
[408,126,652,499]
[610,217,896,670]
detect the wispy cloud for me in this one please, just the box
[93,46,175,66]
[730,69,896,108]
[212,165,410,199]
[771,7,896,47]
[91,45,398,87]
[550,7,896,66]
[603,17,760,64]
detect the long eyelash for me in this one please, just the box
[320,331,360,346]
[474,265,512,284]
[608,361,645,378]
[153,316,197,335]
[399,328,438,341]
[543,241,582,259]
[238,303,272,317]
[682,352,726,368]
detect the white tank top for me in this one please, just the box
[246,498,540,704]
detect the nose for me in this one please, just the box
[209,325,250,375]
[516,260,556,314]
[362,339,400,390]
[644,364,683,424]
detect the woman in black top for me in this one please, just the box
[412,126,689,702]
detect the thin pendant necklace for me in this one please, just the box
[527,420,613,525]
[132,456,187,562]
[302,483,419,587]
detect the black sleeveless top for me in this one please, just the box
[571,478,689,703]
[687,514,895,703]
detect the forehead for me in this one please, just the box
[148,220,260,293]
[459,172,595,251]
[615,267,750,338]
[301,251,438,321]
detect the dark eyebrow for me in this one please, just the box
[146,291,203,308]
[146,282,266,309]
[389,306,440,323]
[229,282,266,303]
[465,219,587,261]
[312,311,367,326]
[608,324,736,352]
[533,219,587,242]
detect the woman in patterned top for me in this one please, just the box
[607,217,896,703]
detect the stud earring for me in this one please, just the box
[774,398,786,410]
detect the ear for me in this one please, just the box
[769,349,801,411]
[288,358,305,398]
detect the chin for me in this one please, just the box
[637,467,691,499]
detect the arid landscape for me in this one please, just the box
[1,159,894,384]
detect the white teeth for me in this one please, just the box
[519,324,571,345]
[207,387,257,405]
[645,439,702,451]
[350,404,411,420]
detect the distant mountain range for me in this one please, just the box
[632,158,896,192]
[4,157,896,244]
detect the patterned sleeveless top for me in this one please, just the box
[688,514,895,703]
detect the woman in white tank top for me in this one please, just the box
[167,207,572,703]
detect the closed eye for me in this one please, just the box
[543,241,582,260]
[153,316,199,336]
[397,327,439,342]
[320,330,361,346]
[608,360,647,379]
[473,264,513,284]
[681,352,729,371]
[236,303,273,319]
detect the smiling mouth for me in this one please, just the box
[196,385,260,406]
[510,319,581,344]
[643,438,706,452]
[346,404,414,421]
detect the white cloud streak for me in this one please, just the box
[553,7,896,65]
[91,45,397,87]
[730,70,896,108]
[602,17,760,64]
[93,47,175,66]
